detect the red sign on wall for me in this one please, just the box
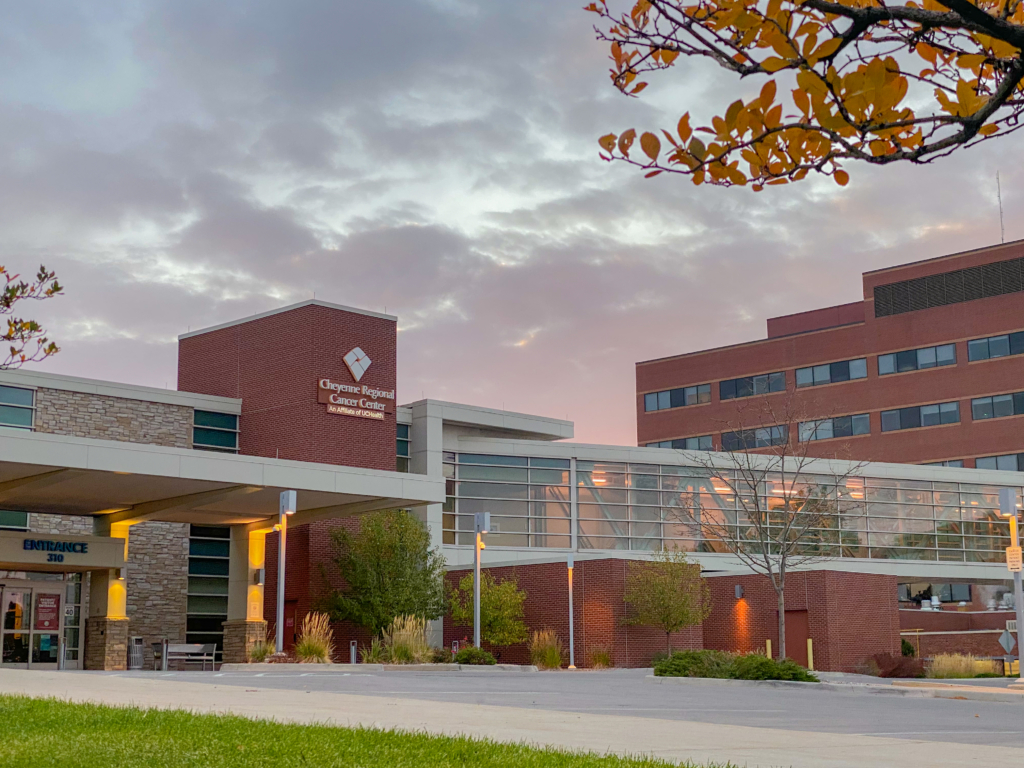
[34,593,61,631]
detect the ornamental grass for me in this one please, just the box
[383,615,431,663]
[529,629,564,670]
[294,612,334,663]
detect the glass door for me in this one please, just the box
[1,584,65,669]
[1,588,31,668]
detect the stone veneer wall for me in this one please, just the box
[33,388,192,448]
[124,521,189,668]
[27,389,195,668]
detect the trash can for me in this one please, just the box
[128,636,145,670]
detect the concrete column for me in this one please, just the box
[85,519,131,670]
[411,400,445,648]
[222,525,270,662]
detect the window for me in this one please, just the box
[643,383,711,412]
[899,582,972,603]
[880,402,960,432]
[976,454,1024,471]
[187,524,230,659]
[397,423,410,472]
[444,454,572,548]
[972,392,1024,421]
[0,510,28,529]
[924,460,964,468]
[968,331,1024,362]
[721,426,788,450]
[646,435,713,450]
[719,372,785,401]
[0,385,34,430]
[877,344,956,375]
[798,414,870,442]
[193,411,239,453]
[795,358,867,388]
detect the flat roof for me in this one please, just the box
[863,238,1024,278]
[179,299,397,340]
[0,368,241,413]
[0,429,443,528]
[403,399,574,441]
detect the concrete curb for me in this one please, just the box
[218,662,538,673]
[645,674,1024,703]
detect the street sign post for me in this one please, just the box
[1000,630,1016,655]
[1008,546,1023,572]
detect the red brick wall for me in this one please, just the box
[264,516,374,659]
[904,630,1009,658]
[636,240,1024,466]
[899,608,1014,632]
[443,559,702,667]
[178,302,397,470]
[703,571,900,671]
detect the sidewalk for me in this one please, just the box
[0,669,1019,768]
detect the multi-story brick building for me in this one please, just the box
[1,297,1021,673]
[636,240,1024,470]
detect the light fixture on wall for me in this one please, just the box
[735,584,744,600]
[254,568,265,586]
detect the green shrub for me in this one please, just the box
[430,646,452,663]
[901,638,916,657]
[653,650,735,678]
[731,653,818,682]
[454,646,496,665]
[589,647,613,669]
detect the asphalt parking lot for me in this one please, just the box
[102,666,1024,747]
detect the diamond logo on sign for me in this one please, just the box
[343,347,371,382]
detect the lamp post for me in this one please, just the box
[999,487,1024,678]
[473,512,490,648]
[276,490,297,654]
[567,556,576,670]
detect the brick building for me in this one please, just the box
[636,239,1024,469]
[1,294,1021,673]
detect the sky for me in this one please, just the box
[1,0,1021,445]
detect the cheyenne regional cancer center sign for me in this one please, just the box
[318,346,395,421]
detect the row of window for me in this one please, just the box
[643,383,711,412]
[646,435,714,450]
[397,423,410,472]
[799,414,870,442]
[968,331,1024,361]
[445,453,1024,560]
[796,358,867,388]
[186,524,230,658]
[651,389,1024,450]
[645,331,1024,412]
[719,372,786,401]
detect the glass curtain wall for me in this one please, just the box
[446,453,1020,563]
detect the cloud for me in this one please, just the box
[0,0,1020,446]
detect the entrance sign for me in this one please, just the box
[317,378,395,421]
[34,594,61,631]
[1008,545,1023,572]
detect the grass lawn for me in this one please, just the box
[0,695,729,768]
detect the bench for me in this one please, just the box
[152,642,217,671]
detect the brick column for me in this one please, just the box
[222,619,268,663]
[84,617,129,670]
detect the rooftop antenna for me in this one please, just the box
[997,171,1006,244]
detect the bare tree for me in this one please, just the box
[666,394,866,660]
